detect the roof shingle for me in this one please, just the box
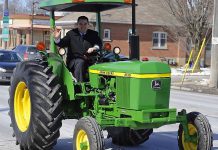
[57,0,178,26]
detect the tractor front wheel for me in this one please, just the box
[178,112,213,150]
[9,60,63,150]
[73,117,104,150]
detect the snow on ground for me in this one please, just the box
[171,67,210,76]
[171,67,210,86]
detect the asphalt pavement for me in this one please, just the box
[1,77,218,150]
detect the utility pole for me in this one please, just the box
[2,0,9,49]
[31,1,38,45]
[210,0,218,88]
[129,0,140,60]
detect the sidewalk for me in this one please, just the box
[171,76,218,95]
[170,67,218,95]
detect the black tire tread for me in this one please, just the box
[73,117,104,150]
[178,112,213,150]
[9,60,63,150]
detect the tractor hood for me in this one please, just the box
[89,61,171,77]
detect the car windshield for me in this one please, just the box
[28,46,38,53]
[0,51,21,62]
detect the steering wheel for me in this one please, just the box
[85,49,103,65]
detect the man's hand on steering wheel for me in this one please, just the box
[85,47,101,57]
[84,47,102,64]
[87,47,97,53]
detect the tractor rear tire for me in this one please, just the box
[178,112,213,150]
[9,60,63,150]
[107,127,153,146]
[73,117,104,150]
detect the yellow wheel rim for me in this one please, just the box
[76,129,90,150]
[14,81,31,132]
[182,124,198,150]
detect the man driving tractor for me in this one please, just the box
[53,16,102,82]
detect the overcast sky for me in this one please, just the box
[0,0,26,5]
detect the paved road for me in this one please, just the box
[0,85,217,150]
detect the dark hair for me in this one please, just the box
[77,16,89,23]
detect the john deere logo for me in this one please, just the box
[152,80,161,90]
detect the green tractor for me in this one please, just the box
[9,0,213,150]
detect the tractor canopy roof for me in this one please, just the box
[39,0,132,12]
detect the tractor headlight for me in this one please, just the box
[59,48,66,56]
[0,67,6,73]
[113,47,121,54]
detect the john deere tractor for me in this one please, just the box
[9,0,213,150]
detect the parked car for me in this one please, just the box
[103,52,128,61]
[101,46,128,62]
[12,45,42,60]
[0,50,22,83]
[142,57,149,61]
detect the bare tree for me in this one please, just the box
[162,25,191,54]
[3,0,45,15]
[8,0,27,14]
[163,0,213,70]
[25,0,46,15]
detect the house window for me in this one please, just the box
[44,31,50,50]
[152,32,167,49]
[103,29,111,41]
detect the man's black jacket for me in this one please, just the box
[56,28,102,66]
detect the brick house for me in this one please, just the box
[0,14,61,49]
[57,0,188,66]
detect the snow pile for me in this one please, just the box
[171,68,210,76]
[199,79,210,86]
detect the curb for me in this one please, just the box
[171,85,218,95]
[171,86,193,91]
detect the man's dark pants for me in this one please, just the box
[69,58,87,82]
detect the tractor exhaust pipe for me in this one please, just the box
[129,0,140,60]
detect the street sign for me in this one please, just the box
[4,9,9,17]
[3,16,9,23]
[3,23,9,28]
[2,28,9,41]
[1,34,9,39]
[2,15,10,41]
[1,9,10,42]
[2,23,9,28]
[2,16,9,28]
[2,28,9,34]
[0,19,12,26]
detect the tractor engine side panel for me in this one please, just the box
[116,77,171,110]
[89,61,171,111]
